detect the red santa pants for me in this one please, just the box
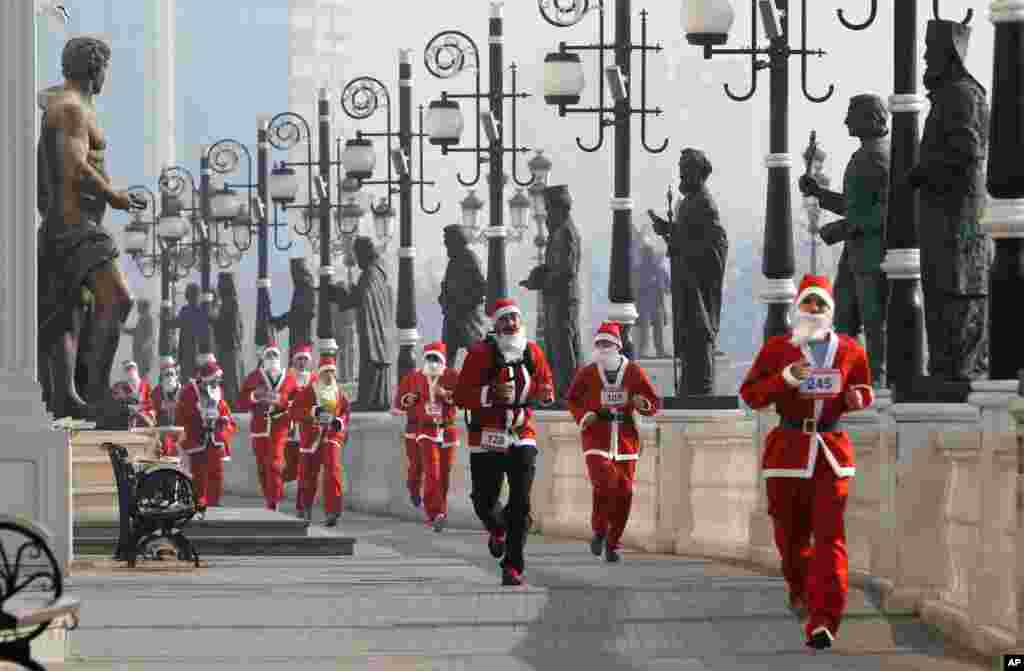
[405,437,423,501]
[417,439,455,521]
[585,455,637,549]
[300,442,343,515]
[253,436,286,509]
[765,453,850,636]
[190,448,224,509]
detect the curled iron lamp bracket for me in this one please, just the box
[835,0,877,30]
[933,0,972,25]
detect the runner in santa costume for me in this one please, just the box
[111,360,156,429]
[286,344,317,518]
[566,321,661,563]
[237,342,299,511]
[454,297,555,586]
[151,356,184,464]
[394,341,460,532]
[176,359,237,517]
[739,274,873,650]
[291,354,350,526]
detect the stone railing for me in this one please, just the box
[223,390,1021,658]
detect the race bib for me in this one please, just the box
[601,389,627,407]
[800,368,842,399]
[480,429,509,453]
[426,402,442,417]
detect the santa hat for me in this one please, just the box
[795,274,835,313]
[262,342,282,358]
[123,360,138,371]
[291,343,313,362]
[593,321,623,349]
[487,297,520,321]
[318,354,337,374]
[159,356,177,370]
[196,352,217,367]
[423,341,447,361]
[198,360,223,383]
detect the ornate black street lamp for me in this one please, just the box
[124,183,195,359]
[424,1,536,307]
[339,49,441,383]
[683,0,872,342]
[539,0,667,355]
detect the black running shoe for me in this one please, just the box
[589,534,605,556]
[806,625,834,650]
[488,529,506,559]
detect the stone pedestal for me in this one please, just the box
[0,0,72,573]
[70,429,158,522]
[634,353,735,398]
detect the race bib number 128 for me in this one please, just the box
[480,430,509,453]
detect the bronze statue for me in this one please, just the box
[906,19,991,381]
[521,185,581,402]
[168,283,206,383]
[648,148,728,396]
[799,94,891,387]
[38,37,138,419]
[329,236,394,410]
[210,272,244,404]
[270,258,316,353]
[632,238,670,358]
[439,224,488,368]
[122,298,155,380]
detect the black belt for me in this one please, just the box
[780,417,838,433]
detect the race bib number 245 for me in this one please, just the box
[800,368,841,399]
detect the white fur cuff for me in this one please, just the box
[580,411,596,428]
[782,364,802,388]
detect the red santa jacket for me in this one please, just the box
[151,384,181,457]
[111,379,156,428]
[453,339,554,451]
[236,367,299,442]
[566,359,661,461]
[290,381,350,454]
[175,381,238,456]
[286,368,318,443]
[739,332,873,479]
[394,368,460,446]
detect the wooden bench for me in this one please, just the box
[101,442,199,568]
[0,516,80,671]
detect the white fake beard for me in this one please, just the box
[496,330,527,360]
[202,384,222,403]
[314,378,338,405]
[790,312,833,346]
[127,373,141,388]
[161,378,179,395]
[422,361,445,378]
[264,359,282,377]
[593,350,622,372]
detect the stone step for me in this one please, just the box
[75,506,310,538]
[73,534,355,557]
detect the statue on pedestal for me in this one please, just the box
[37,37,139,419]
[169,283,206,383]
[439,224,488,368]
[210,272,244,404]
[631,238,670,359]
[904,19,991,381]
[271,258,316,355]
[122,298,155,380]
[520,185,581,403]
[329,236,394,410]
[648,148,728,396]
[799,94,891,387]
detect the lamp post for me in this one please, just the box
[339,50,441,383]
[124,182,195,359]
[424,1,536,307]
[527,150,552,343]
[538,0,668,356]
[683,0,873,341]
[265,91,346,356]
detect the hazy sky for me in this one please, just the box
[35,0,996,357]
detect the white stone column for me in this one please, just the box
[0,0,72,569]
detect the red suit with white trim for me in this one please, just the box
[152,356,183,463]
[290,354,350,521]
[393,341,460,525]
[286,344,317,513]
[110,361,156,429]
[175,360,238,511]
[739,274,873,648]
[567,322,660,557]
[237,342,299,511]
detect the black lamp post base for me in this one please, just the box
[662,395,740,410]
[890,376,972,404]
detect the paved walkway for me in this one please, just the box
[62,499,999,670]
